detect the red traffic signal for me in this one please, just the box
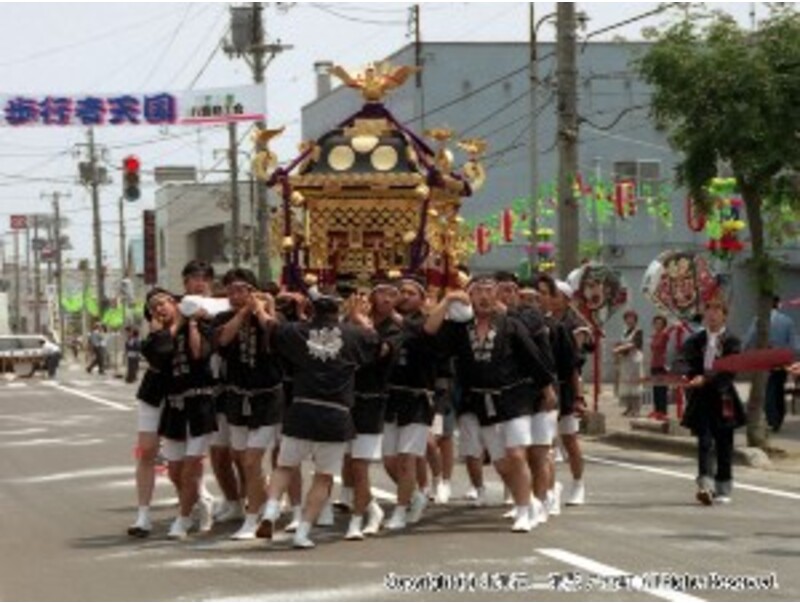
[122,155,141,201]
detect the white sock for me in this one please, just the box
[263,499,281,521]
[292,505,303,520]
[244,513,258,527]
[137,506,150,521]
[341,486,353,503]
[296,520,312,540]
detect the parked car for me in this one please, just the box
[0,335,49,377]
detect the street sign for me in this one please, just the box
[32,238,47,251]
[143,210,157,285]
[10,215,27,229]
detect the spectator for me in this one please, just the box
[744,296,800,432]
[125,327,142,384]
[86,322,107,375]
[42,332,61,380]
[649,315,671,421]
[614,310,644,417]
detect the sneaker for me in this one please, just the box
[255,518,273,539]
[167,516,192,540]
[407,491,428,524]
[696,489,713,506]
[501,506,516,519]
[384,506,408,531]
[363,500,384,536]
[316,502,335,527]
[713,494,732,505]
[127,515,152,538]
[231,515,260,540]
[291,521,315,548]
[196,496,214,533]
[344,516,365,541]
[548,482,563,517]
[214,500,244,523]
[564,480,585,506]
[285,506,303,533]
[530,499,546,528]
[511,507,532,533]
[470,486,487,508]
[435,480,451,504]
[463,486,479,501]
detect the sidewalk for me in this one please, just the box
[589,382,800,472]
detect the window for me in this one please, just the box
[612,160,661,195]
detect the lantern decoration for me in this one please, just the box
[567,262,628,327]
[685,197,706,232]
[614,179,637,219]
[642,250,719,321]
[500,208,514,243]
[474,223,492,255]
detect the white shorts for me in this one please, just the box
[348,433,383,462]
[382,422,429,457]
[431,414,444,437]
[137,401,161,434]
[210,412,231,447]
[162,434,212,461]
[230,424,280,452]
[501,415,533,450]
[530,410,558,446]
[559,415,581,436]
[457,414,505,463]
[277,435,346,475]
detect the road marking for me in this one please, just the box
[43,382,131,411]
[586,454,800,501]
[538,548,707,603]
[198,584,388,602]
[0,427,48,436]
[0,437,103,448]
[2,465,132,484]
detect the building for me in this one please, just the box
[153,181,261,291]
[301,41,800,374]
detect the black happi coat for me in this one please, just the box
[678,329,746,435]
[387,311,441,427]
[155,323,217,441]
[352,317,403,435]
[272,317,380,442]
[440,313,556,426]
[215,310,284,429]
[544,314,581,417]
[136,330,171,408]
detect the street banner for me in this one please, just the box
[0,84,265,127]
[9,215,27,229]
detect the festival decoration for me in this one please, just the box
[641,250,719,321]
[567,262,628,327]
[253,61,483,291]
[703,178,747,263]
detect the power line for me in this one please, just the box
[307,3,407,25]
[138,3,199,89]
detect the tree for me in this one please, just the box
[638,6,800,447]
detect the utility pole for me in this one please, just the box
[13,229,20,333]
[528,4,540,270]
[410,5,424,127]
[556,3,580,278]
[229,121,241,268]
[33,215,42,333]
[225,3,292,285]
[41,192,70,345]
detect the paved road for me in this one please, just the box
[1,375,799,602]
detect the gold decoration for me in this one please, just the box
[463,160,487,192]
[435,148,454,173]
[351,135,379,153]
[304,273,319,286]
[328,145,356,171]
[290,191,306,206]
[282,235,295,251]
[415,184,430,201]
[403,231,417,244]
[457,138,488,158]
[370,145,399,171]
[329,61,420,103]
[427,208,439,218]
[424,128,454,143]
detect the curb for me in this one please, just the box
[595,430,773,469]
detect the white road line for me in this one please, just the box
[2,465,132,484]
[0,437,103,448]
[43,382,131,412]
[0,427,48,436]
[538,548,707,603]
[586,454,800,501]
[198,584,388,602]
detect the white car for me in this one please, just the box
[0,335,50,377]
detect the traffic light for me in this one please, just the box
[122,155,141,201]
